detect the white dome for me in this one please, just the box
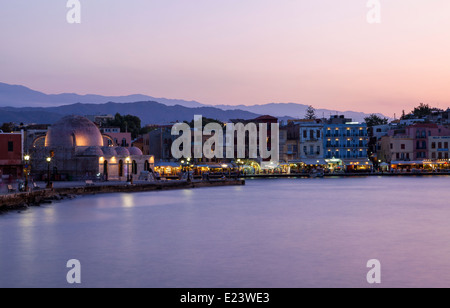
[45,115,104,148]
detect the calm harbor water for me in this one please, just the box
[1,176,450,288]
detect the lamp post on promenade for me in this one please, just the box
[24,155,30,191]
[126,157,131,183]
[46,157,52,188]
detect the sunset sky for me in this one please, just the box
[1,0,450,116]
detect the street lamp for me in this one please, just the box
[24,155,30,191]
[125,157,131,182]
[46,157,52,188]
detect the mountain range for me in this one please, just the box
[0,82,386,124]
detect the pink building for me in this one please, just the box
[0,132,23,180]
[389,124,450,160]
[100,128,132,148]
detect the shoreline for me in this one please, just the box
[243,172,450,178]
[0,179,245,211]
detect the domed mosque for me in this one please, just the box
[30,115,154,181]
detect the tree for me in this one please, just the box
[0,122,15,132]
[304,105,316,120]
[105,113,142,139]
[364,114,389,127]
[412,103,433,118]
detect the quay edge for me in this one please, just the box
[0,179,245,211]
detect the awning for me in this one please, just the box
[390,161,425,165]
[424,160,449,165]
[343,159,373,166]
[301,158,328,165]
[155,162,181,167]
[288,160,303,164]
[380,162,390,167]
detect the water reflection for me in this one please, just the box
[0,176,450,287]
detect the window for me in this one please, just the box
[310,130,314,139]
[390,143,393,149]
[401,144,405,150]
[438,152,443,159]
[422,141,426,149]
[317,146,321,154]
[445,142,448,149]
[303,146,307,155]
[317,130,321,138]
[432,152,436,159]
[438,142,443,149]
[309,145,314,155]
[303,130,307,139]
[406,153,410,160]
[396,153,400,159]
[432,142,436,149]
[445,153,449,159]
[7,141,13,152]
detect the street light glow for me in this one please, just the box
[46,157,51,162]
[24,155,30,161]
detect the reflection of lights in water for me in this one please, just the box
[182,189,193,198]
[122,194,134,208]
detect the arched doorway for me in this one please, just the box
[144,160,150,172]
[119,160,124,177]
[132,160,137,174]
[103,160,108,181]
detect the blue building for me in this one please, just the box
[323,116,371,172]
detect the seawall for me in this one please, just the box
[0,179,246,210]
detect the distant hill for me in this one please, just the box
[0,82,204,108]
[213,103,389,123]
[0,82,389,123]
[0,101,261,125]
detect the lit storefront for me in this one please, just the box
[154,162,181,176]
[343,159,373,172]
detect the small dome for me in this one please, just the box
[115,147,130,156]
[80,146,104,156]
[45,115,104,148]
[101,146,118,156]
[129,147,143,156]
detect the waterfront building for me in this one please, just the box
[428,136,450,160]
[388,135,414,164]
[0,132,23,181]
[381,123,450,170]
[143,125,178,160]
[377,135,392,164]
[299,120,325,165]
[323,116,371,172]
[29,115,154,181]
